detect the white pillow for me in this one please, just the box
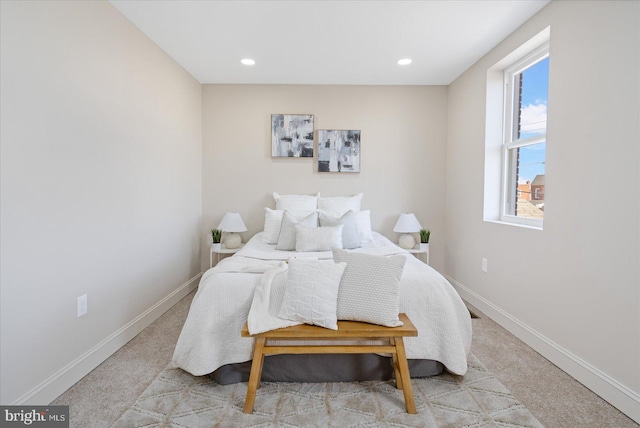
[278,258,347,330]
[356,210,373,243]
[317,193,363,215]
[332,248,406,327]
[276,210,318,250]
[263,208,284,244]
[318,210,360,249]
[295,224,344,252]
[273,192,318,212]
[263,208,316,244]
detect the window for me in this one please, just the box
[502,44,549,226]
[484,28,550,229]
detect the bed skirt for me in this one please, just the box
[210,354,444,385]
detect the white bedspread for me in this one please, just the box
[171,232,472,376]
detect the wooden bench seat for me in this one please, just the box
[241,313,418,414]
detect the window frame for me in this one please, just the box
[499,43,549,228]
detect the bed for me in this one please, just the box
[171,194,472,384]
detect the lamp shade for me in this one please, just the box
[393,213,422,233]
[218,212,247,232]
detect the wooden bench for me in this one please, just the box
[241,313,418,414]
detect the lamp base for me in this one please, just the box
[223,232,242,249]
[398,234,416,250]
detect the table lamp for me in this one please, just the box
[218,212,247,249]
[393,213,422,249]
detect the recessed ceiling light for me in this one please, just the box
[241,58,256,66]
[397,58,412,65]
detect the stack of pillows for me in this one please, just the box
[263,192,372,251]
[264,193,406,330]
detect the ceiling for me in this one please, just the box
[110,0,550,86]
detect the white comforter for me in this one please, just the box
[171,232,472,376]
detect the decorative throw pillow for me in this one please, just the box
[318,210,360,249]
[295,224,344,252]
[332,248,406,327]
[355,210,373,243]
[263,208,316,244]
[263,208,284,244]
[317,193,363,215]
[273,192,318,212]
[278,258,347,330]
[276,210,318,250]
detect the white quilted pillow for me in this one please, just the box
[278,258,347,330]
[317,193,363,214]
[276,210,318,250]
[273,192,318,212]
[332,248,406,327]
[318,210,360,249]
[295,224,344,252]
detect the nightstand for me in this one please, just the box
[210,243,244,268]
[407,244,429,265]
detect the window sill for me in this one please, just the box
[483,219,543,231]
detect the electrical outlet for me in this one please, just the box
[482,258,488,273]
[77,294,88,318]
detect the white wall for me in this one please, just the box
[0,1,202,404]
[201,84,448,271]
[445,0,639,420]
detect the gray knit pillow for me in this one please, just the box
[276,210,318,251]
[332,248,406,327]
[319,210,360,249]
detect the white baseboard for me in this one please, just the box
[14,273,202,406]
[447,275,640,424]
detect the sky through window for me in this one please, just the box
[518,57,548,183]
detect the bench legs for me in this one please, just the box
[243,337,265,414]
[390,338,403,390]
[393,337,416,414]
[243,336,416,415]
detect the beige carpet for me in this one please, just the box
[53,291,638,427]
[113,353,542,427]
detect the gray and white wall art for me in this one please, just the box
[271,114,314,157]
[317,129,361,173]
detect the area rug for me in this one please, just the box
[113,353,542,427]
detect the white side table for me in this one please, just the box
[210,243,244,268]
[407,244,429,265]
